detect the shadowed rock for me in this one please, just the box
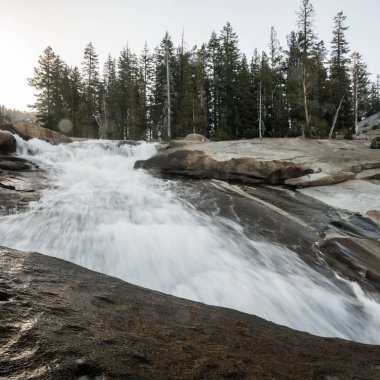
[371,136,380,149]
[0,129,16,153]
[1,247,380,379]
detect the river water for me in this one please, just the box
[0,138,379,344]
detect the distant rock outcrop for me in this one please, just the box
[1,246,380,379]
[358,112,380,134]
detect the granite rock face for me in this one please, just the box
[1,247,380,380]
[135,149,315,184]
[135,138,380,187]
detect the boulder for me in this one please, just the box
[183,133,209,142]
[135,149,315,184]
[169,134,209,149]
[0,156,35,171]
[0,129,16,153]
[370,136,380,149]
[0,122,72,144]
[1,246,380,379]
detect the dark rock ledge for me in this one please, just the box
[1,247,380,380]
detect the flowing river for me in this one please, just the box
[0,137,379,344]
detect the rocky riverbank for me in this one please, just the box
[1,246,380,380]
[1,129,380,379]
[135,136,380,187]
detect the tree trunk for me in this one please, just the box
[166,49,171,138]
[354,73,359,135]
[259,81,262,138]
[328,95,345,139]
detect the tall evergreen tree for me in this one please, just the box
[28,46,57,129]
[328,11,353,138]
[118,45,140,139]
[236,54,256,138]
[285,31,303,135]
[139,42,154,139]
[67,66,83,136]
[368,75,380,115]
[81,42,101,137]
[249,49,262,138]
[102,54,119,138]
[266,27,287,137]
[191,44,210,137]
[152,32,175,139]
[350,52,371,132]
[296,0,317,137]
[206,31,223,137]
[173,33,194,138]
[218,22,241,140]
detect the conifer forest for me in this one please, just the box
[27,0,380,140]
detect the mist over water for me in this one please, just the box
[1,137,379,344]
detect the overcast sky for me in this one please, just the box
[1,0,379,111]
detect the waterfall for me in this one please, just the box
[0,136,379,344]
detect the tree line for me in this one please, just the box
[28,0,380,140]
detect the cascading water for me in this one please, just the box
[1,137,379,344]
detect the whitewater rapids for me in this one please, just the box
[0,137,379,344]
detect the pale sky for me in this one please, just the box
[1,0,379,111]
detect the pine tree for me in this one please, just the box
[151,32,175,139]
[139,42,154,139]
[266,27,287,137]
[218,22,241,140]
[296,0,317,137]
[67,66,83,136]
[308,41,329,137]
[102,54,119,138]
[285,31,303,135]
[118,45,139,139]
[368,75,380,115]
[81,42,100,137]
[206,31,223,137]
[236,55,256,139]
[191,45,209,137]
[28,46,57,129]
[350,52,371,132]
[249,49,261,138]
[328,11,353,138]
[173,33,194,138]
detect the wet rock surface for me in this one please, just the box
[0,155,45,215]
[1,246,380,380]
[180,179,380,289]
[0,129,16,153]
